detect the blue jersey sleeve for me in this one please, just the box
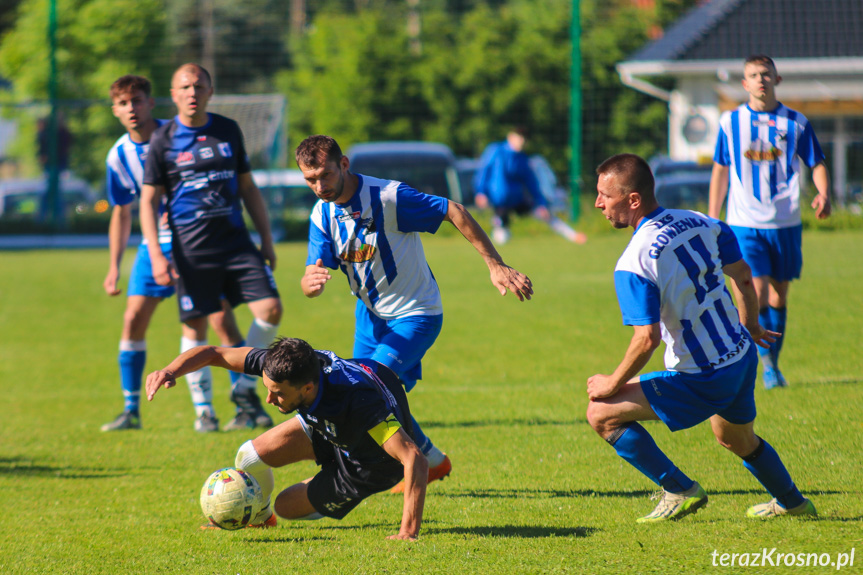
[796,122,826,168]
[306,206,340,269]
[395,183,449,233]
[713,125,731,166]
[716,220,743,266]
[514,153,546,207]
[614,270,661,326]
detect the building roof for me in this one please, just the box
[629,0,863,63]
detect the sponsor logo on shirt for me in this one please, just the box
[752,119,776,127]
[337,211,361,222]
[208,169,235,181]
[176,151,195,166]
[340,240,376,263]
[200,147,214,159]
[218,142,233,158]
[744,139,782,162]
[197,135,207,142]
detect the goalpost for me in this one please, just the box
[155,93,287,169]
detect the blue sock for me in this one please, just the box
[742,437,805,509]
[608,423,694,493]
[767,306,787,367]
[757,307,773,363]
[410,414,432,454]
[118,344,146,414]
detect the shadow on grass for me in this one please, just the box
[0,456,126,479]
[423,418,584,429]
[441,487,845,499]
[426,525,598,538]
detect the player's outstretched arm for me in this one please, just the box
[810,163,832,219]
[301,259,332,298]
[146,346,253,401]
[723,259,779,348]
[104,204,132,296]
[139,183,176,286]
[382,428,427,541]
[708,163,729,220]
[443,200,534,301]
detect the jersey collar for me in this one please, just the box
[635,206,665,233]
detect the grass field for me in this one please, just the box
[1,225,861,574]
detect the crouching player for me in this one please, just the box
[146,337,428,540]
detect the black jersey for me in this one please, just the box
[144,113,254,256]
[244,348,413,468]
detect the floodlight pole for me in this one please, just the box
[569,0,582,222]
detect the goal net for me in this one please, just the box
[156,93,287,168]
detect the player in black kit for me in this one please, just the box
[146,337,428,541]
[140,63,282,432]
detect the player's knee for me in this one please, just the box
[273,484,317,520]
[256,298,282,325]
[586,402,612,434]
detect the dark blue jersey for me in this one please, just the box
[144,113,253,255]
[244,348,412,467]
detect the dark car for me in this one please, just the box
[0,176,97,220]
[654,171,712,211]
[347,142,463,203]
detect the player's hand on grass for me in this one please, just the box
[387,531,418,541]
[490,263,533,301]
[811,194,831,219]
[748,325,780,349]
[302,259,331,297]
[587,374,620,401]
[145,369,177,401]
[103,268,121,296]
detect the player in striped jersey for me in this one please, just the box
[297,135,534,493]
[101,75,242,432]
[588,153,815,522]
[709,55,832,389]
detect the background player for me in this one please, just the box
[588,153,815,522]
[708,54,831,389]
[473,127,586,245]
[101,74,243,432]
[140,63,282,431]
[297,134,534,493]
[145,337,428,541]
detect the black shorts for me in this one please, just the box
[173,246,279,321]
[494,201,534,226]
[306,362,413,520]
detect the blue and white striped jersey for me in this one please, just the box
[615,207,750,374]
[307,175,449,320]
[106,119,171,245]
[714,103,824,229]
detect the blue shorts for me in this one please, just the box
[640,344,758,432]
[128,242,175,299]
[730,225,802,282]
[352,301,443,392]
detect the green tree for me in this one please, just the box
[0,0,168,181]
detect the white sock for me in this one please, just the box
[231,318,280,393]
[547,215,579,242]
[246,317,279,349]
[181,337,214,417]
[235,439,275,523]
[424,444,446,468]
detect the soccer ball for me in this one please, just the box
[200,467,264,530]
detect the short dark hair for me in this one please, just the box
[595,153,655,202]
[263,337,320,387]
[295,135,343,168]
[110,75,152,100]
[744,54,777,73]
